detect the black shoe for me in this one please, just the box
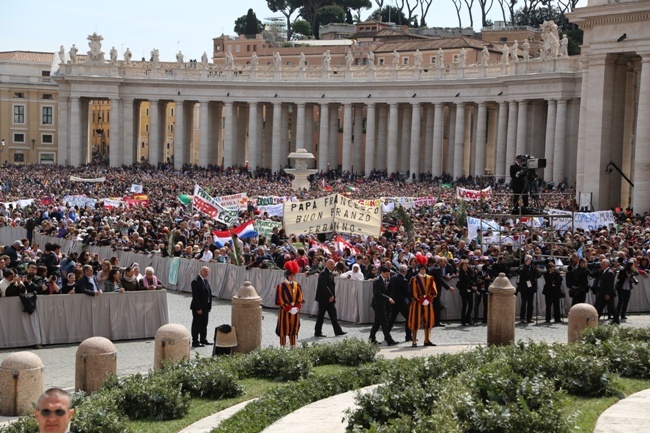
[201,341,212,346]
[424,341,436,347]
[386,340,399,346]
[555,320,563,324]
[405,336,412,342]
[527,320,534,323]
[545,320,551,323]
[435,323,446,328]
[314,333,327,338]
[610,321,620,325]
[369,337,378,344]
[621,316,627,320]
[411,342,418,347]
[192,342,204,348]
[335,331,347,336]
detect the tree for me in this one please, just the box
[477,0,495,27]
[299,0,333,40]
[316,4,347,27]
[451,0,464,27]
[234,9,263,35]
[292,19,313,39]
[369,5,409,26]
[463,0,476,28]
[418,0,434,27]
[267,0,302,41]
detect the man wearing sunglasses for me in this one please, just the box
[35,388,74,433]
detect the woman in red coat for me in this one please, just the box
[276,261,304,347]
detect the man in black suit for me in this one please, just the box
[510,155,528,211]
[595,259,619,324]
[387,264,412,341]
[314,259,346,337]
[369,266,398,345]
[428,257,456,327]
[77,265,101,296]
[190,266,213,347]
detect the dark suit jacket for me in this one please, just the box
[77,275,100,296]
[598,268,617,300]
[429,265,451,293]
[388,273,410,304]
[371,276,391,310]
[190,275,212,312]
[316,268,335,303]
[510,163,525,193]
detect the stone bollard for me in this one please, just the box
[487,273,517,346]
[231,281,262,354]
[0,352,44,416]
[75,337,117,393]
[568,303,598,343]
[154,324,191,369]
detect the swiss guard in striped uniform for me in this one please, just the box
[275,260,304,347]
[408,253,438,347]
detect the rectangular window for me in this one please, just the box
[42,94,53,100]
[14,92,25,98]
[431,56,436,63]
[14,133,25,143]
[42,134,53,144]
[403,58,409,65]
[235,45,240,53]
[247,45,250,52]
[40,153,55,164]
[14,105,25,123]
[145,108,149,116]
[253,45,257,52]
[145,124,149,132]
[42,106,53,125]
[453,55,460,63]
[42,71,51,77]
[14,153,24,163]
[379,58,384,65]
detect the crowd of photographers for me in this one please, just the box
[0,162,648,323]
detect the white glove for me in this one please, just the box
[422,300,430,306]
[289,307,299,315]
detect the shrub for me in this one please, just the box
[157,358,243,399]
[0,417,38,433]
[307,338,379,367]
[71,389,132,433]
[239,346,313,381]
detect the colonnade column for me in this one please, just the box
[353,105,363,173]
[552,99,568,184]
[632,54,650,211]
[223,101,234,168]
[505,101,518,168]
[109,98,121,167]
[516,100,528,156]
[543,99,557,181]
[173,100,185,170]
[295,102,305,152]
[423,105,434,173]
[474,102,487,176]
[149,100,160,166]
[197,101,209,167]
[453,102,465,178]
[342,103,353,172]
[447,106,456,174]
[495,101,508,178]
[318,103,329,171]
[376,105,388,170]
[387,103,399,174]
[57,95,69,165]
[400,105,412,172]
[247,102,258,169]
[409,102,421,180]
[304,104,314,154]
[364,103,376,176]
[432,103,444,176]
[280,104,289,165]
[122,98,135,166]
[271,102,282,172]
[328,105,338,167]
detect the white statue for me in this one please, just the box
[299,52,306,70]
[273,51,282,71]
[481,46,489,66]
[522,40,530,61]
[501,44,510,65]
[250,52,258,70]
[391,50,400,69]
[345,48,354,70]
[540,20,561,60]
[69,44,78,64]
[86,32,105,62]
[414,49,422,68]
[459,48,466,67]
[176,51,184,66]
[151,49,159,66]
[367,51,375,70]
[322,50,331,70]
[58,45,66,64]
[511,40,519,62]
[225,50,234,70]
[560,34,569,58]
[109,46,118,64]
[201,51,208,68]
[437,48,444,69]
[124,47,132,65]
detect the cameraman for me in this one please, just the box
[615,259,639,320]
[510,155,528,211]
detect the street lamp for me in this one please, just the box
[0,139,5,165]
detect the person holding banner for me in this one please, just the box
[314,259,346,338]
[275,261,304,347]
[408,255,438,347]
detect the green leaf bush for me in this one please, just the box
[237,346,314,381]
[305,338,380,366]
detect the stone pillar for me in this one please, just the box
[400,105,412,173]
[447,105,456,174]
[75,337,117,393]
[432,103,444,176]
[328,105,338,167]
[256,104,264,168]
[197,101,210,167]
[0,352,44,416]
[149,99,160,165]
[567,304,598,343]
[553,99,568,184]
[464,105,474,175]
[423,105,434,174]
[516,99,528,156]
[474,102,487,176]
[295,102,305,152]
[341,103,353,172]
[57,95,69,165]
[154,324,191,369]
[505,101,518,169]
[271,102,282,171]
[318,103,329,171]
[304,104,314,155]
[246,102,259,170]
[223,101,234,168]
[453,102,465,177]
[543,99,557,181]
[353,104,364,173]
[173,100,185,170]
[69,96,82,166]
[280,103,290,166]
[376,104,388,170]
[620,62,636,207]
[387,103,399,174]
[495,101,508,178]
[409,102,421,180]
[576,62,590,194]
[231,281,262,354]
[632,54,650,212]
[122,98,136,166]
[487,273,516,346]
[364,103,376,176]
[108,98,121,167]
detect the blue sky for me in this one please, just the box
[1,0,587,61]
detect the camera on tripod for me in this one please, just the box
[519,155,547,175]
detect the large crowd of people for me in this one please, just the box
[0,162,648,328]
